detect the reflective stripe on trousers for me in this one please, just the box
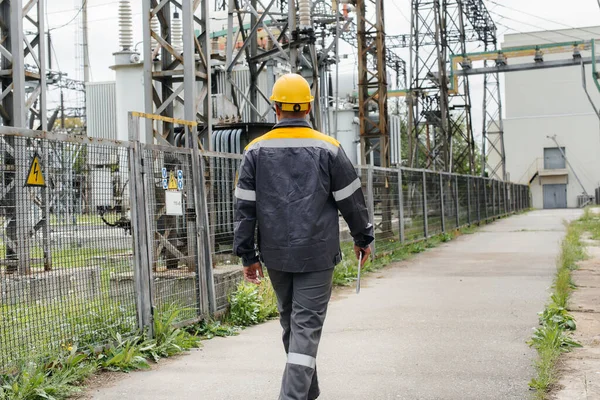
[267,268,334,400]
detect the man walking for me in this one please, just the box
[233,73,374,400]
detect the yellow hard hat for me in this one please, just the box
[270,73,314,112]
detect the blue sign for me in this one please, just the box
[162,179,168,190]
[177,170,183,180]
[177,179,184,191]
[161,167,167,179]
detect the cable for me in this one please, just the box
[486,0,600,38]
[495,20,564,45]
[49,0,87,32]
[46,0,118,16]
[390,0,411,25]
[489,10,586,42]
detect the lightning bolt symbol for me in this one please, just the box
[34,162,39,181]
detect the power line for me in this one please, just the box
[390,0,411,25]
[49,0,87,32]
[486,0,600,38]
[46,0,118,16]
[489,10,587,42]
[495,20,573,45]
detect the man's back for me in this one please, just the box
[236,123,344,272]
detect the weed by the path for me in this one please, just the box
[227,278,278,327]
[538,296,576,331]
[528,212,593,399]
[0,304,204,399]
[191,320,239,339]
[578,208,600,239]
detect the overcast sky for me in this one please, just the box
[46,0,600,137]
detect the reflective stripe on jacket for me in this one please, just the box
[233,119,374,273]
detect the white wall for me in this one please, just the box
[497,27,600,208]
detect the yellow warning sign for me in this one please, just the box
[168,171,178,190]
[26,155,46,187]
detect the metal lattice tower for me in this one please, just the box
[462,0,505,180]
[141,0,212,147]
[219,0,406,150]
[0,0,50,273]
[407,0,500,176]
[221,0,326,130]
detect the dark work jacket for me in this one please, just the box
[233,118,374,273]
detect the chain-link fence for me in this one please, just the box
[0,118,531,371]
[203,152,244,312]
[336,166,530,259]
[0,129,137,370]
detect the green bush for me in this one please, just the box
[228,279,279,327]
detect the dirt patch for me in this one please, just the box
[553,245,600,400]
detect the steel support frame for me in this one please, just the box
[356,0,389,167]
[480,33,505,180]
[408,0,448,172]
[408,0,495,176]
[142,0,212,147]
[0,0,49,274]
[223,0,327,129]
[444,0,476,175]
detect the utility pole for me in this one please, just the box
[82,0,90,83]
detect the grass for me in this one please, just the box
[0,305,203,400]
[528,209,599,399]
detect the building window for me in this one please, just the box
[544,147,566,170]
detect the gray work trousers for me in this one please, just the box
[267,268,334,400]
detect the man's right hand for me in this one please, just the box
[354,245,371,268]
[243,262,264,284]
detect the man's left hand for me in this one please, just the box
[243,262,264,284]
[354,245,371,268]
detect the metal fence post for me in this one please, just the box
[422,171,428,238]
[41,141,52,270]
[454,175,460,228]
[398,167,405,243]
[439,173,446,233]
[483,179,489,220]
[187,125,215,316]
[503,182,508,215]
[198,154,217,314]
[476,178,481,224]
[466,177,472,225]
[367,165,375,259]
[128,113,154,337]
[491,180,496,217]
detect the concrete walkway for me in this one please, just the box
[90,210,581,400]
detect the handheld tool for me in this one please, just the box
[356,251,363,294]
